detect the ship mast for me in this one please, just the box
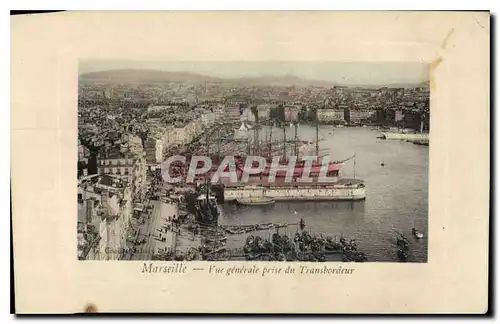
[206,130,210,157]
[353,154,356,179]
[264,126,268,157]
[268,125,273,159]
[282,123,287,160]
[315,122,319,163]
[294,122,298,157]
[253,127,259,155]
[205,172,209,201]
[247,138,251,156]
[216,127,221,159]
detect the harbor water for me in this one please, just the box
[219,126,429,262]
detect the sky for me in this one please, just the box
[79,60,429,86]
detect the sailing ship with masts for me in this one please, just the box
[218,121,366,202]
[179,113,366,201]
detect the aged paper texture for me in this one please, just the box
[11,11,490,314]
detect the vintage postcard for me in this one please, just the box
[11,11,490,314]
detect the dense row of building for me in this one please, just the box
[78,175,135,260]
[78,129,148,260]
[77,98,225,260]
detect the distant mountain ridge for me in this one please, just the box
[79,69,221,83]
[79,69,425,88]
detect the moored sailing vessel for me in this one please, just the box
[175,122,366,202]
[221,122,366,201]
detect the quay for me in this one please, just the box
[129,201,179,260]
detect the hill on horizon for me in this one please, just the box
[79,69,220,83]
[79,69,425,88]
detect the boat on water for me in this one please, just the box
[237,197,275,206]
[411,140,429,146]
[381,132,429,141]
[382,115,429,141]
[205,236,227,244]
[222,222,292,235]
[194,183,220,225]
[398,249,409,262]
[412,228,424,239]
[394,230,410,262]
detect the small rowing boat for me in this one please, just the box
[256,223,274,230]
[274,222,289,229]
[237,197,275,206]
[412,227,424,239]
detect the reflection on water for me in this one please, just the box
[220,126,428,262]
